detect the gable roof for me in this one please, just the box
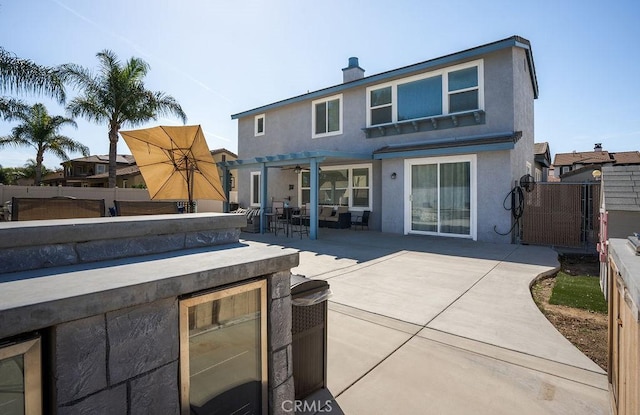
[553,150,640,167]
[534,142,548,156]
[553,151,612,166]
[611,151,640,165]
[210,148,238,158]
[67,154,136,165]
[231,35,537,120]
[534,142,551,167]
[88,165,140,179]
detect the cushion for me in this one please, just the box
[319,207,333,218]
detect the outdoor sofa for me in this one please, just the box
[232,207,262,233]
[318,206,351,229]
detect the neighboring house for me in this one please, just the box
[226,35,539,242]
[40,170,65,186]
[553,144,640,182]
[87,164,146,188]
[49,155,143,188]
[210,148,238,205]
[534,142,551,182]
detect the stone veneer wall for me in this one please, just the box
[0,213,298,414]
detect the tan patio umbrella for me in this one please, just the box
[120,125,226,212]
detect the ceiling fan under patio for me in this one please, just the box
[281,165,303,174]
[280,165,322,174]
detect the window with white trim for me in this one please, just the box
[367,60,483,127]
[447,66,479,113]
[299,164,371,209]
[250,171,261,206]
[254,114,265,136]
[95,164,106,174]
[312,94,342,138]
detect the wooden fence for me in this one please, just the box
[521,183,600,248]
[0,185,225,219]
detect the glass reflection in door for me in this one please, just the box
[180,280,267,415]
[411,164,438,232]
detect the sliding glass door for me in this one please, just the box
[407,155,475,239]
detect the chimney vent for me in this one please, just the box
[594,143,603,152]
[342,57,365,83]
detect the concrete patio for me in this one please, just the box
[241,228,610,415]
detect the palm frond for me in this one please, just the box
[0,97,29,120]
[0,47,66,103]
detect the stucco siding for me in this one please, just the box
[511,47,535,185]
[379,150,513,242]
[380,158,405,233]
[233,40,536,243]
[237,48,523,161]
[477,150,513,243]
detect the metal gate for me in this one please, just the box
[521,183,600,248]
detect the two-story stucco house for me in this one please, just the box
[225,35,538,242]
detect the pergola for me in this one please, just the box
[218,150,371,239]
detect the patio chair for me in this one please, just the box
[290,206,309,239]
[265,201,284,233]
[351,210,370,230]
[274,206,290,236]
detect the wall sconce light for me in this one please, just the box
[293,165,302,174]
[391,172,397,179]
[289,184,294,190]
[229,173,235,189]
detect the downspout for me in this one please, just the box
[222,166,230,212]
[260,163,268,234]
[310,158,319,240]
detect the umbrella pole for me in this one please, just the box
[188,162,195,213]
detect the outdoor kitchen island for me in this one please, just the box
[0,213,298,414]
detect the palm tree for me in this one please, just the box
[0,103,89,185]
[0,47,65,119]
[60,50,187,188]
[21,159,51,184]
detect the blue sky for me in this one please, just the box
[1,0,639,169]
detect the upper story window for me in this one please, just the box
[95,164,106,174]
[367,60,483,127]
[254,114,265,136]
[447,66,479,113]
[312,94,342,138]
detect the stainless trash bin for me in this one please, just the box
[291,274,331,400]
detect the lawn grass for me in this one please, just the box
[549,271,607,314]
